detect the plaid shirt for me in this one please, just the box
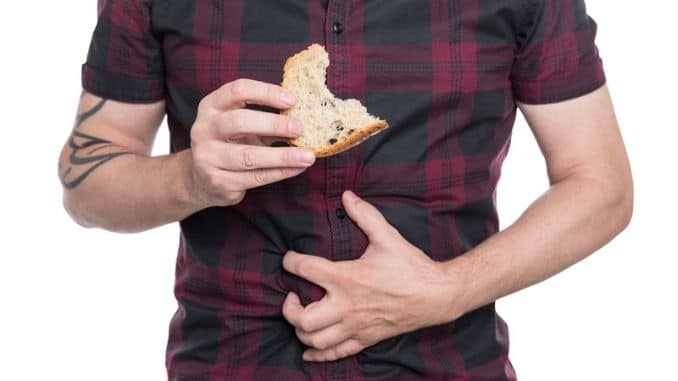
[83,1,605,380]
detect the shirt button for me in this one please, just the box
[332,22,344,34]
[335,208,346,220]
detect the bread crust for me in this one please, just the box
[311,120,388,157]
[281,44,388,157]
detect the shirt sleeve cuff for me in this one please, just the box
[81,64,165,103]
[512,56,606,105]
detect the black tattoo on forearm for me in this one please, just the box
[60,99,131,190]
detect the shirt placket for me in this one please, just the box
[324,1,351,380]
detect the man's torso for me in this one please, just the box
[158,1,531,379]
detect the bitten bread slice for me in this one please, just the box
[281,44,388,157]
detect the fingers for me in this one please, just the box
[283,293,351,353]
[208,166,308,191]
[281,292,306,328]
[298,298,344,332]
[209,109,304,140]
[238,167,308,189]
[296,323,351,351]
[204,141,315,170]
[342,190,393,242]
[210,79,296,110]
[282,294,343,333]
[303,339,364,362]
[283,251,338,289]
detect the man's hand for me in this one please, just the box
[189,79,316,208]
[282,191,460,362]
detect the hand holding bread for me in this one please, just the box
[188,79,316,207]
[187,45,385,208]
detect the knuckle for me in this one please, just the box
[223,173,244,192]
[252,169,268,186]
[266,85,276,103]
[224,110,243,134]
[241,148,257,168]
[281,149,296,165]
[229,79,249,100]
[228,175,247,192]
[335,267,353,282]
[295,260,313,279]
[197,96,211,113]
[295,328,307,340]
[227,191,246,205]
[302,337,314,348]
[337,348,351,359]
[298,316,314,332]
[310,337,328,350]
[349,343,363,356]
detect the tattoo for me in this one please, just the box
[60,99,130,190]
[74,98,106,128]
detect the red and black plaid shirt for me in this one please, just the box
[83,1,605,380]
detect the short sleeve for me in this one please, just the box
[82,0,165,103]
[511,0,606,104]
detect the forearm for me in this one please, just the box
[61,149,201,233]
[60,82,313,233]
[443,173,633,320]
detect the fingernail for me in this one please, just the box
[297,151,316,165]
[288,119,303,136]
[280,91,296,106]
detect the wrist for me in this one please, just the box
[436,257,473,322]
[174,149,210,213]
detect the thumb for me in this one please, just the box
[342,190,392,242]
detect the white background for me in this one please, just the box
[1,1,676,380]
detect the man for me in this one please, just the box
[59,0,632,380]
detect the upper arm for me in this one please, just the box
[60,0,166,191]
[67,92,166,155]
[68,0,166,157]
[58,92,165,191]
[508,0,629,188]
[518,85,631,188]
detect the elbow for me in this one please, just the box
[59,166,95,230]
[59,150,92,228]
[616,181,634,233]
[62,191,96,229]
[606,171,634,235]
[62,194,144,233]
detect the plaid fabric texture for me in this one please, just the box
[83,1,605,380]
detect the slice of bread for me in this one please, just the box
[281,44,388,157]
